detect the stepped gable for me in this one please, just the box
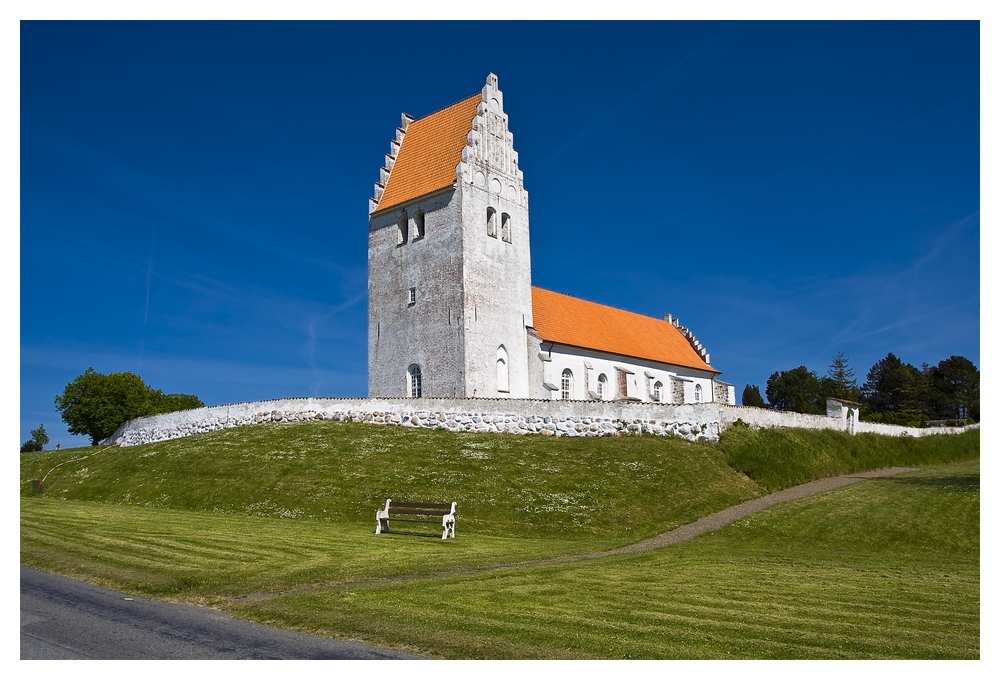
[372,93,482,214]
[530,287,719,374]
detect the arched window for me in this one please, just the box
[597,374,608,400]
[653,381,663,402]
[496,346,509,393]
[486,207,497,238]
[414,210,425,239]
[501,213,511,242]
[694,384,702,403]
[408,364,422,398]
[397,211,408,245]
[561,369,573,400]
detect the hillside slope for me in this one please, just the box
[20,422,979,541]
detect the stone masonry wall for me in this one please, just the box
[108,397,978,448]
[109,397,726,447]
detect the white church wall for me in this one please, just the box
[538,342,719,404]
[368,189,467,397]
[456,75,533,399]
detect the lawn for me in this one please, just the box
[20,422,979,658]
[231,460,979,659]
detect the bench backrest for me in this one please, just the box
[386,500,457,516]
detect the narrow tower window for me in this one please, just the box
[653,381,663,402]
[694,384,702,403]
[414,210,425,239]
[501,213,511,242]
[487,207,497,238]
[407,287,416,306]
[497,346,509,393]
[561,369,573,401]
[397,211,408,244]
[408,365,422,398]
[597,374,608,400]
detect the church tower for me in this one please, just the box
[367,74,533,398]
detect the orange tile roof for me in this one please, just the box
[375,93,482,213]
[531,287,719,373]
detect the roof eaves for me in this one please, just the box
[370,184,458,217]
[537,338,722,375]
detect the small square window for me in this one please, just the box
[408,287,416,306]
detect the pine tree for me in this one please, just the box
[741,384,766,408]
[826,351,860,401]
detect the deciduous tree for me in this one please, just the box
[30,424,49,449]
[54,368,204,445]
[766,366,824,414]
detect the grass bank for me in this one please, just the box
[717,424,979,491]
[19,422,979,540]
[20,421,764,541]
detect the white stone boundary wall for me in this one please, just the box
[854,420,976,437]
[721,404,979,438]
[108,397,980,448]
[719,405,840,431]
[109,397,726,447]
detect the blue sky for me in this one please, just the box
[20,20,980,448]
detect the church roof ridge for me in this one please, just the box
[372,91,482,214]
[530,286,720,374]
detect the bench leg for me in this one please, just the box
[442,517,455,540]
[376,513,389,534]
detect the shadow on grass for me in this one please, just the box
[882,474,979,492]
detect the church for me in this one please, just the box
[368,74,735,406]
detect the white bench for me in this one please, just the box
[375,500,457,540]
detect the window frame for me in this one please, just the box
[408,365,422,398]
[487,207,497,238]
[397,211,409,245]
[414,210,425,240]
[561,369,573,401]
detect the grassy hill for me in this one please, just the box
[19,420,979,541]
[20,422,979,658]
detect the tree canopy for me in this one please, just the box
[21,423,49,453]
[54,368,204,445]
[757,352,977,425]
[825,351,861,402]
[741,384,767,408]
[766,366,825,414]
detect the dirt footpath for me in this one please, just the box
[588,466,918,558]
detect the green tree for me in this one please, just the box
[741,384,767,408]
[30,424,49,449]
[861,353,926,426]
[766,366,824,414]
[825,351,861,402]
[20,439,42,453]
[155,393,206,412]
[926,355,979,421]
[54,368,204,446]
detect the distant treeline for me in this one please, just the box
[742,352,979,427]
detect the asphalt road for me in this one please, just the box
[20,566,421,660]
